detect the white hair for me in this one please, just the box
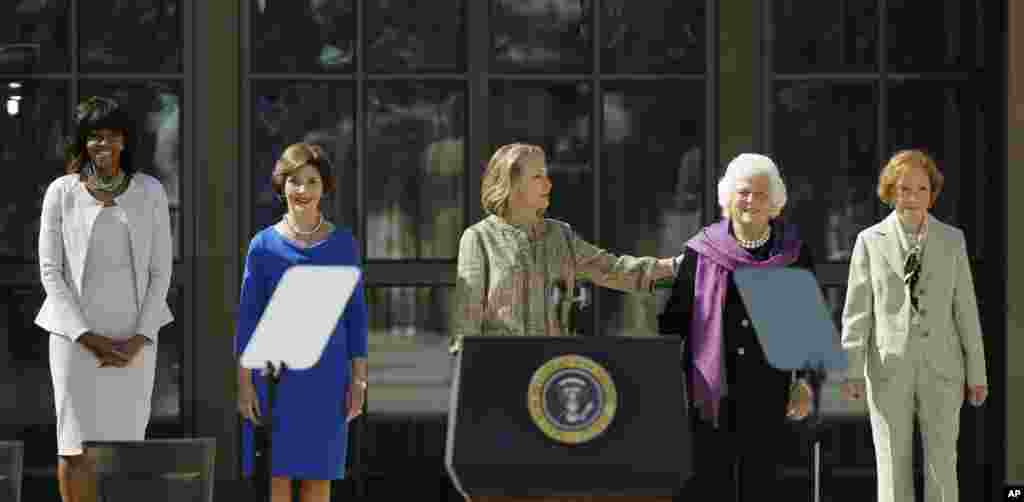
[717,153,788,217]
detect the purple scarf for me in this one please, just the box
[685,219,802,422]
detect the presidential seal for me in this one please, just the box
[527,355,617,445]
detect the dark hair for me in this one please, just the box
[64,96,137,176]
[271,143,337,198]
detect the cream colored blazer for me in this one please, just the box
[841,212,987,387]
[35,173,174,342]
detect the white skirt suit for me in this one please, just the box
[841,212,987,502]
[35,173,174,456]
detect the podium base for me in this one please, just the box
[471,497,674,502]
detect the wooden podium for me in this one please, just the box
[445,336,691,502]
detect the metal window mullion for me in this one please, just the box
[70,0,79,107]
[356,0,367,256]
[182,0,196,437]
[589,0,601,337]
[76,73,186,80]
[484,73,592,81]
[772,72,893,81]
[876,0,888,223]
[709,0,720,226]
[466,0,488,234]
[247,73,354,81]
[0,73,74,80]
[364,73,468,81]
[760,0,772,157]
[772,72,972,81]
[485,73,705,81]
[240,0,252,248]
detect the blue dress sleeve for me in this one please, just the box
[344,233,369,360]
[236,234,271,357]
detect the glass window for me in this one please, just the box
[366,82,465,260]
[820,286,866,417]
[1,287,50,425]
[598,81,705,337]
[152,286,183,422]
[0,0,68,73]
[489,82,593,240]
[79,80,184,261]
[0,285,182,426]
[772,0,877,73]
[601,0,705,74]
[251,81,355,234]
[366,0,465,73]
[772,81,878,262]
[79,0,182,73]
[252,0,355,73]
[366,286,452,415]
[887,0,979,71]
[0,79,68,263]
[491,0,591,73]
[887,82,978,242]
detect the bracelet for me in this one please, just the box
[352,379,368,389]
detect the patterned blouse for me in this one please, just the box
[449,215,670,353]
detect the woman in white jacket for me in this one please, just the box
[35,96,173,502]
[841,149,987,502]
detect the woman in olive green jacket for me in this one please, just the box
[449,143,680,354]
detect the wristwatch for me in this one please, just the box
[353,379,368,390]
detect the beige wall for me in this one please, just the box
[1008,0,1024,484]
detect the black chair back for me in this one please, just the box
[83,438,216,502]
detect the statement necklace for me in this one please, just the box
[84,170,129,195]
[736,225,771,249]
[285,213,323,236]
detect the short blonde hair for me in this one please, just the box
[271,142,336,197]
[481,143,545,217]
[717,153,788,219]
[877,149,944,207]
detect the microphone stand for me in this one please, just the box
[256,361,287,502]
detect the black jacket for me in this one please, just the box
[657,235,816,386]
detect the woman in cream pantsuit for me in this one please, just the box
[35,96,174,502]
[840,150,987,502]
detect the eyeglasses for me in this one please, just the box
[904,247,922,311]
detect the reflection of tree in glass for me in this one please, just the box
[367,85,464,260]
[601,89,703,336]
[80,0,180,71]
[148,92,180,206]
[775,0,877,69]
[493,0,589,67]
[775,82,876,261]
[0,82,65,260]
[367,0,464,71]
[601,0,701,71]
[254,0,354,71]
[4,0,67,72]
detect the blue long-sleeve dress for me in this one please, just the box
[236,225,369,480]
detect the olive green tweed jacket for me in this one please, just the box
[449,215,666,353]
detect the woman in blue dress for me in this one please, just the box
[235,142,369,502]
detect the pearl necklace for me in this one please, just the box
[736,225,771,249]
[285,213,323,236]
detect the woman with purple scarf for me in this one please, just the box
[658,153,815,501]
